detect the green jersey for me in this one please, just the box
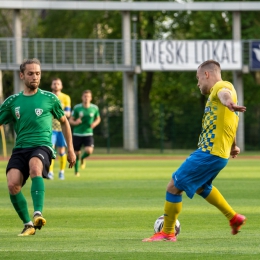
[71,103,100,136]
[0,88,64,158]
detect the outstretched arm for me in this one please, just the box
[218,90,246,112]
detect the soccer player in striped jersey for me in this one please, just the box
[0,58,76,236]
[143,60,247,242]
[48,78,71,180]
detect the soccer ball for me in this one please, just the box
[154,215,181,236]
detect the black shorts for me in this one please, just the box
[6,146,52,186]
[73,135,94,151]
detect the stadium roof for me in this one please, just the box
[1,1,260,11]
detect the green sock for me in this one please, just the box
[10,191,31,224]
[31,176,45,213]
[81,152,90,160]
[75,155,79,173]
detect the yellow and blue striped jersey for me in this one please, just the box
[52,92,71,131]
[198,81,239,159]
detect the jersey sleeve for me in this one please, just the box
[216,82,233,95]
[52,97,65,120]
[0,102,14,125]
[212,82,233,102]
[63,94,71,112]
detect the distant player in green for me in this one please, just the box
[69,90,101,176]
[0,58,76,236]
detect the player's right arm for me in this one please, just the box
[69,108,81,126]
[69,116,82,126]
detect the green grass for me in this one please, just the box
[0,157,260,259]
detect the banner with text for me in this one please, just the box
[141,40,242,71]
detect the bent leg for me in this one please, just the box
[81,146,93,160]
[198,186,236,220]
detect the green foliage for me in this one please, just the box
[1,2,260,149]
[35,10,122,39]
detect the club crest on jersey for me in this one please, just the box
[15,107,20,119]
[35,108,43,116]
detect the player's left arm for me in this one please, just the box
[230,137,240,158]
[59,115,76,167]
[217,89,246,112]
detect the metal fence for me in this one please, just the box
[0,38,254,71]
[0,38,140,71]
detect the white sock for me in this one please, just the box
[33,211,42,217]
[24,221,33,226]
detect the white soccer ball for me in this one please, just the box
[154,215,181,236]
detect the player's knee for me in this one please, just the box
[7,182,21,195]
[197,187,211,198]
[166,179,182,195]
[86,148,93,154]
[196,187,204,194]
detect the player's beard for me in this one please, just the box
[25,81,40,90]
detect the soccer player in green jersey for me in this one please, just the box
[0,58,76,236]
[69,90,101,176]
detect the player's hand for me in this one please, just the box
[228,103,246,112]
[67,150,76,168]
[230,145,240,158]
[75,118,82,125]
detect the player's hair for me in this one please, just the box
[198,60,221,72]
[82,90,92,95]
[20,58,41,73]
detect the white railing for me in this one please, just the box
[0,38,252,71]
[0,38,140,71]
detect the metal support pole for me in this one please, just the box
[122,10,137,150]
[132,14,138,150]
[232,11,244,152]
[13,9,23,94]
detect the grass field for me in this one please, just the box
[0,154,260,259]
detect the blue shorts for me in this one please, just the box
[52,131,67,148]
[172,149,228,199]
